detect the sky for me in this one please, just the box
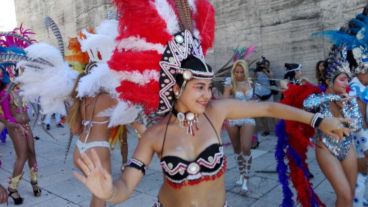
[0,0,17,31]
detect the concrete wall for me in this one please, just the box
[13,0,368,80]
[209,0,368,79]
[14,0,115,47]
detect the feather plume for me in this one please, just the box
[44,16,65,57]
[155,0,180,35]
[76,62,119,98]
[98,101,142,127]
[79,20,119,62]
[16,43,78,115]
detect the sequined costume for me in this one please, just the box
[303,93,362,160]
[224,77,255,126]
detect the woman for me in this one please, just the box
[74,37,349,207]
[315,60,327,91]
[283,63,303,85]
[74,1,349,206]
[223,60,255,192]
[280,63,308,92]
[68,70,118,207]
[304,52,360,207]
[0,81,41,205]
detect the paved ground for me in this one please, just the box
[0,119,339,207]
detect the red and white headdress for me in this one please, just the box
[109,0,215,117]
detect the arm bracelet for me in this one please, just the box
[310,113,324,128]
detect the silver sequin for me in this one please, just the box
[304,93,362,160]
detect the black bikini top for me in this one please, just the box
[160,113,226,189]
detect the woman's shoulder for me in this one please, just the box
[140,116,169,145]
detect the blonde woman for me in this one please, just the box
[223,60,255,192]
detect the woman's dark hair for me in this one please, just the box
[283,70,296,81]
[255,56,270,72]
[315,60,326,84]
[174,55,212,87]
[283,63,300,81]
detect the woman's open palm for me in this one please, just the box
[73,149,114,200]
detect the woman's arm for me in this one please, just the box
[0,93,16,123]
[74,128,156,203]
[213,99,349,139]
[108,132,154,203]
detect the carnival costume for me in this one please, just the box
[275,36,363,207]
[0,25,43,204]
[223,75,255,191]
[16,18,130,161]
[224,77,255,127]
[105,0,227,205]
[313,5,368,206]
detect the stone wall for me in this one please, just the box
[13,0,368,80]
[209,0,368,79]
[14,0,115,47]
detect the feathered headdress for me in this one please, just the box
[108,0,215,117]
[324,46,351,82]
[16,42,78,115]
[314,4,368,74]
[76,19,120,98]
[0,25,36,80]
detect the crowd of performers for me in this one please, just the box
[0,0,368,207]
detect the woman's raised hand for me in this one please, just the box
[73,149,114,200]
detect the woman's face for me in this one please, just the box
[175,79,212,114]
[331,73,349,94]
[233,65,245,81]
[318,62,325,73]
[295,70,302,80]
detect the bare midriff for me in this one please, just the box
[158,175,226,207]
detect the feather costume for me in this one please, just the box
[109,0,215,117]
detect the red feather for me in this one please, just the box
[108,50,162,73]
[113,0,172,44]
[111,0,172,110]
[117,80,159,113]
[193,0,215,55]
[281,83,325,207]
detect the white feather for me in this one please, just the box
[188,0,197,14]
[96,20,119,38]
[79,20,118,62]
[78,31,116,62]
[117,36,165,54]
[99,101,141,127]
[112,69,159,85]
[16,43,78,115]
[155,0,180,35]
[22,42,64,66]
[77,62,119,98]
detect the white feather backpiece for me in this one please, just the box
[16,43,78,115]
[98,101,142,127]
[79,20,119,62]
[76,62,119,98]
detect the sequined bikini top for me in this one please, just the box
[160,114,227,189]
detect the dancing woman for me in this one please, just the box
[303,48,361,207]
[73,1,350,206]
[223,60,255,191]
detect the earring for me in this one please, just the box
[174,91,179,98]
